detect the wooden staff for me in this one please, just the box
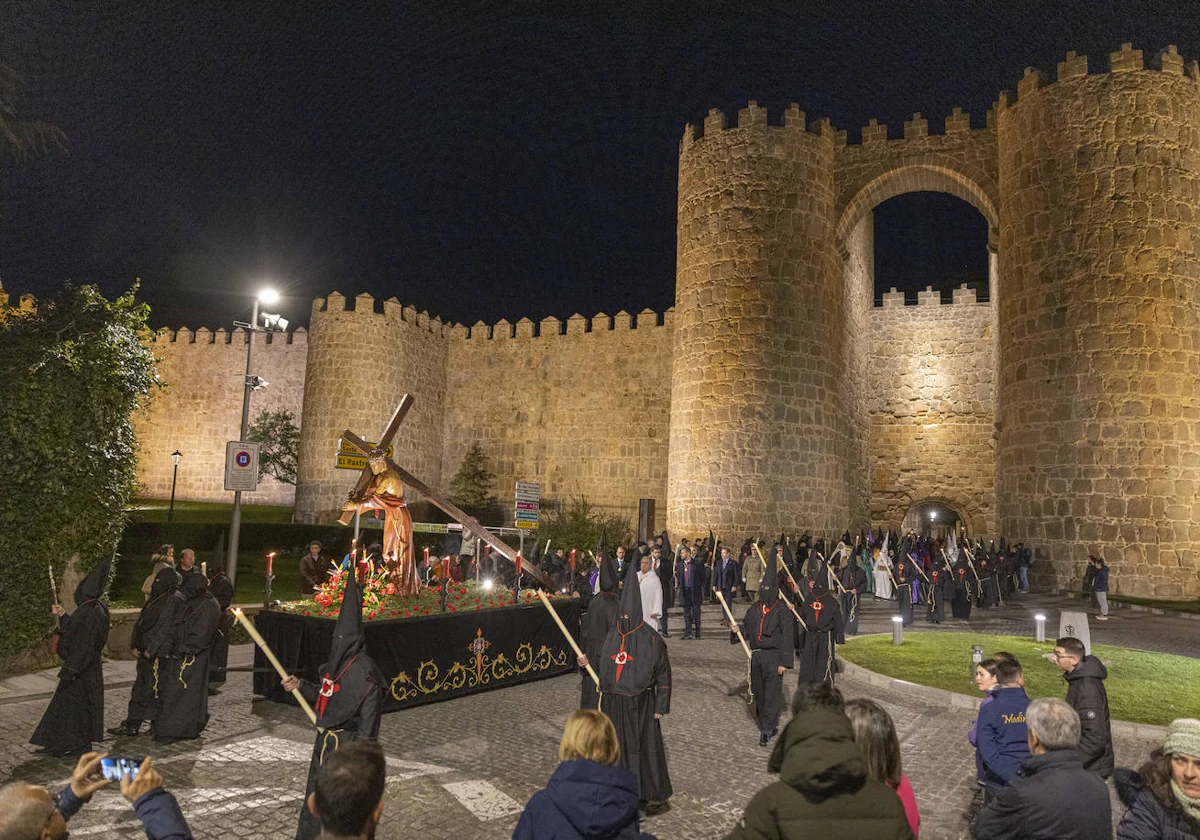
[715,590,752,660]
[535,590,598,687]
[816,551,849,594]
[232,608,318,725]
[778,592,809,630]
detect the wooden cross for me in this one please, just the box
[339,394,549,587]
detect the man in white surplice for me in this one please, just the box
[873,532,895,600]
[637,553,664,632]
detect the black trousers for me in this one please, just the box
[683,600,702,637]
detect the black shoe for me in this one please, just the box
[759,732,770,747]
[107,723,141,737]
[661,631,670,638]
[644,800,671,817]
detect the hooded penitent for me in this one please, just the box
[617,550,644,633]
[759,544,779,606]
[315,569,383,726]
[74,558,112,608]
[598,546,620,594]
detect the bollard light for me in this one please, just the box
[972,644,984,676]
[1034,613,1047,643]
[891,615,904,645]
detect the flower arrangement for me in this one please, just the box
[276,564,574,621]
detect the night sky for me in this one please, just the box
[1,2,1195,329]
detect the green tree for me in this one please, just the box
[448,442,497,511]
[1,65,66,162]
[246,409,300,485]
[534,496,634,558]
[0,284,157,663]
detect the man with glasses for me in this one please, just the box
[0,752,190,838]
[1051,636,1114,778]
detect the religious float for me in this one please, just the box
[251,394,582,713]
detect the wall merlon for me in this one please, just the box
[1058,50,1088,80]
[354,292,375,312]
[493,318,512,340]
[882,287,905,308]
[566,313,587,335]
[541,315,563,336]
[593,312,612,331]
[952,283,978,304]
[703,108,727,136]
[402,304,418,322]
[1153,45,1184,75]
[945,107,970,133]
[195,327,212,343]
[471,320,489,340]
[917,286,940,306]
[862,118,888,143]
[613,310,632,330]
[903,112,928,139]
[1110,42,1144,73]
[384,296,402,319]
[176,327,194,343]
[515,317,534,338]
[783,103,806,129]
[1017,67,1048,99]
[680,123,698,153]
[1189,60,1200,82]
[738,101,768,128]
[320,291,344,313]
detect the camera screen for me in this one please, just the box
[100,757,141,782]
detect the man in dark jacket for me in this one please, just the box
[976,656,1032,793]
[725,682,913,840]
[1053,635,1115,777]
[675,546,707,639]
[973,698,1111,840]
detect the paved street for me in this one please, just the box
[1,592,1191,839]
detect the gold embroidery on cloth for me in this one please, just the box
[390,628,569,701]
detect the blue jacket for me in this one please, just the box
[676,558,708,605]
[976,686,1032,787]
[56,785,191,839]
[512,759,654,840]
[715,559,740,592]
[1092,566,1109,592]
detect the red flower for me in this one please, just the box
[302,610,311,616]
[423,609,430,615]
[474,597,481,603]
[449,605,457,612]
[475,606,481,610]
[405,611,412,617]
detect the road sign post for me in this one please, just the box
[515,481,540,531]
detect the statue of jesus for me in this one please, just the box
[338,451,419,597]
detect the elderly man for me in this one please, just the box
[973,697,1112,840]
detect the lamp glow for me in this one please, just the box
[257,288,280,306]
[1034,613,1047,643]
[891,615,904,645]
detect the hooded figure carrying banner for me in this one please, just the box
[32,559,111,756]
[733,550,795,747]
[795,576,844,687]
[282,568,384,840]
[109,565,180,737]
[150,569,221,743]
[594,557,673,815]
[579,545,621,710]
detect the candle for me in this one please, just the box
[569,549,576,571]
[201,561,207,578]
[515,553,522,576]
[266,551,275,577]
[442,556,451,580]
[423,546,430,563]
[232,609,317,725]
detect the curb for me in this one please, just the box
[1053,590,1200,621]
[0,679,137,707]
[838,656,1170,741]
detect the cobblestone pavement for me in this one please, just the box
[2,593,1190,839]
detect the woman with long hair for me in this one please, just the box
[845,698,920,837]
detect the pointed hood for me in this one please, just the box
[149,566,181,601]
[325,567,367,676]
[74,558,111,605]
[617,549,644,631]
[598,543,619,594]
[759,545,779,605]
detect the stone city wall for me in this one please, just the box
[442,310,674,525]
[867,285,996,535]
[133,327,308,507]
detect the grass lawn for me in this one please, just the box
[128,499,294,524]
[839,632,1199,727]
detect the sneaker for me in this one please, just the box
[1097,615,1108,620]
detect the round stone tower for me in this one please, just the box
[669,103,851,537]
[996,45,1200,597]
[295,292,449,524]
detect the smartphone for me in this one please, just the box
[100,757,143,782]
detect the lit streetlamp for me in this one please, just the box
[227,287,288,587]
[168,450,183,523]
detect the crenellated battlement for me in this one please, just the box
[147,325,308,346]
[679,101,839,155]
[874,285,989,309]
[994,44,1199,113]
[455,307,674,340]
[311,291,454,336]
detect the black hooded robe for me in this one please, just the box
[951,564,974,619]
[295,570,384,840]
[926,568,948,623]
[737,598,794,737]
[153,575,221,740]
[894,561,915,627]
[580,553,621,709]
[120,567,180,730]
[207,570,234,688]
[597,560,672,806]
[796,588,844,686]
[31,561,111,755]
[979,560,1000,607]
[838,560,868,636]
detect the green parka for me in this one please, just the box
[724,709,915,840]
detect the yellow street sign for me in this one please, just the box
[335,440,394,470]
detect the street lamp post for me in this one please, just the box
[227,288,284,588]
[168,450,182,523]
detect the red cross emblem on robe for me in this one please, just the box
[611,648,633,682]
[315,675,340,717]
